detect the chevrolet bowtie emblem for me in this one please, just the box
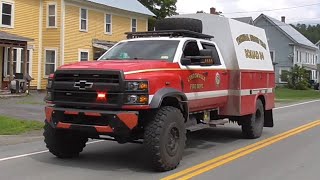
[74,80,93,90]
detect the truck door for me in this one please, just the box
[179,40,228,112]
[199,41,229,109]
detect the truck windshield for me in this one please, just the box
[100,40,179,62]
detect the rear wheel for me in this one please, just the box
[144,106,186,172]
[44,122,88,158]
[241,99,264,139]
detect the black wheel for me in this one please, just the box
[241,99,265,139]
[155,18,203,33]
[144,106,186,172]
[43,122,88,158]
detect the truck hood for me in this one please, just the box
[58,60,180,73]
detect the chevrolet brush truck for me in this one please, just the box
[44,15,275,172]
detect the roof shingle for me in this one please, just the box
[0,31,33,42]
[86,0,155,16]
[255,14,318,49]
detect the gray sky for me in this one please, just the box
[176,0,320,24]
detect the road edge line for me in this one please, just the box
[0,140,105,162]
[275,99,320,110]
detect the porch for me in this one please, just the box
[0,31,33,91]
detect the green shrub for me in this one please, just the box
[285,65,309,90]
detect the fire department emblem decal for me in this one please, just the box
[215,72,221,87]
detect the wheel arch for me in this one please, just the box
[149,88,189,121]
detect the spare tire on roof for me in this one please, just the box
[155,18,203,33]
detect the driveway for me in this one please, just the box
[0,91,46,121]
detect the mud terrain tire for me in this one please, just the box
[242,99,265,139]
[144,106,186,171]
[155,18,203,33]
[44,122,88,158]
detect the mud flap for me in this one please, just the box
[264,109,274,127]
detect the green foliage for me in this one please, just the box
[0,116,43,135]
[291,24,320,44]
[138,0,178,30]
[275,87,320,101]
[285,65,310,90]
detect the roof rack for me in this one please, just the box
[125,30,214,40]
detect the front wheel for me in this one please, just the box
[144,106,186,172]
[241,99,265,139]
[44,122,88,158]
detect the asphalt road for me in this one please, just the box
[0,100,320,180]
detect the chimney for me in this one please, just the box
[281,16,286,23]
[210,7,216,14]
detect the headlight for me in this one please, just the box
[125,95,148,105]
[126,81,148,91]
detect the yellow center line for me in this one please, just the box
[162,120,320,180]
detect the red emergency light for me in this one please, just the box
[97,92,107,102]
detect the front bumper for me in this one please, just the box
[45,106,139,136]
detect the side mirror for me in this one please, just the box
[181,58,192,65]
[184,49,214,66]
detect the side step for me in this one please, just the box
[186,119,229,132]
[206,119,229,127]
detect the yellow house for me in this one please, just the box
[0,0,154,90]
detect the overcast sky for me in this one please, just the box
[176,0,320,24]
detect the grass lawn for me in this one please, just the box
[0,116,44,135]
[275,88,320,102]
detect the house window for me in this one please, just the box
[1,2,14,27]
[80,8,88,31]
[79,50,89,61]
[105,14,112,34]
[279,68,290,83]
[21,49,31,74]
[6,49,17,75]
[299,52,302,63]
[312,70,316,80]
[4,48,32,76]
[312,55,314,65]
[47,3,56,27]
[131,18,137,32]
[45,49,57,76]
[270,51,275,62]
[296,50,298,63]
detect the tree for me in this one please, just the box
[138,0,178,30]
[196,10,205,14]
[291,24,320,44]
[283,65,310,90]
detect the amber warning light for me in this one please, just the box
[97,92,107,102]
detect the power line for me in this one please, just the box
[222,3,320,14]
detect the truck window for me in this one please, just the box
[182,41,201,65]
[99,40,179,62]
[201,43,221,65]
[183,41,200,57]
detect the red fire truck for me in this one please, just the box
[44,14,274,171]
